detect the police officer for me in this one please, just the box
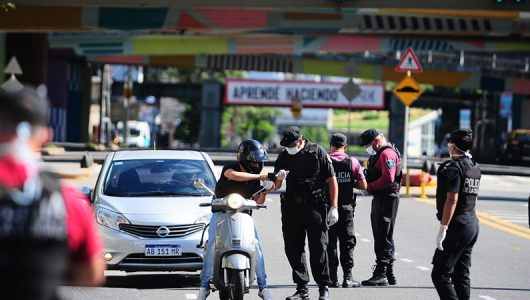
[327,133,367,288]
[431,129,480,300]
[0,87,105,299]
[359,129,402,287]
[274,126,339,300]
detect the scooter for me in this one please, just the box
[194,179,273,300]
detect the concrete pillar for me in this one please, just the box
[66,58,92,143]
[200,81,222,148]
[388,94,405,154]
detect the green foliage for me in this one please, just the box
[1,2,15,12]
[222,106,279,147]
[362,112,380,120]
[299,126,329,146]
[173,102,201,144]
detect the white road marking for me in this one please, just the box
[361,238,371,243]
[416,266,430,271]
[400,258,414,263]
[478,296,497,300]
[185,294,197,300]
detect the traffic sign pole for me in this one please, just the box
[404,103,410,196]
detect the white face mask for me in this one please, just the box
[365,145,376,155]
[286,146,301,155]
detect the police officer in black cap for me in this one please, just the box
[327,133,367,288]
[274,126,339,300]
[359,129,402,287]
[431,128,480,300]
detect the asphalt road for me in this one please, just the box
[58,165,530,300]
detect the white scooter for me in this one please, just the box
[194,179,273,300]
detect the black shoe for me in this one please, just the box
[286,287,310,300]
[342,278,361,288]
[329,280,339,288]
[342,269,361,288]
[386,263,396,286]
[318,286,330,300]
[361,264,389,286]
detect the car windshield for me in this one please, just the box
[515,133,530,143]
[103,159,216,197]
[129,129,141,137]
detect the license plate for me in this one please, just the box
[145,245,182,256]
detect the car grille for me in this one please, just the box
[119,223,205,238]
[121,253,202,265]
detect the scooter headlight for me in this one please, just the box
[225,193,245,210]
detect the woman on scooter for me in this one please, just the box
[198,139,273,300]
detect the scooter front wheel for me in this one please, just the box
[230,269,245,300]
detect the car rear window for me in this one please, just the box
[103,159,216,197]
[515,133,530,143]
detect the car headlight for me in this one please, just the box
[194,213,212,224]
[225,193,245,210]
[96,206,130,230]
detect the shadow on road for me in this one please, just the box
[105,273,200,289]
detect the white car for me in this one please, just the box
[90,150,217,272]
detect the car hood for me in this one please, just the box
[97,194,212,225]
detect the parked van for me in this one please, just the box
[117,121,151,147]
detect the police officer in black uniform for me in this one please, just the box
[432,129,480,300]
[327,133,367,288]
[274,126,339,300]
[359,129,402,287]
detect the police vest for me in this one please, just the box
[436,156,481,220]
[284,141,322,195]
[332,156,355,205]
[366,145,403,192]
[0,172,69,300]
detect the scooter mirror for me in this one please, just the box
[262,180,274,190]
[193,178,206,189]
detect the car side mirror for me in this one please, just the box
[81,186,93,202]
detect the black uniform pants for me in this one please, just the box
[431,215,479,300]
[327,203,356,278]
[370,192,399,265]
[281,196,330,287]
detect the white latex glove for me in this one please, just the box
[436,224,448,251]
[328,207,339,227]
[276,169,289,181]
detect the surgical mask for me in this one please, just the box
[365,145,376,156]
[286,146,301,155]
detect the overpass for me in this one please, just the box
[1,1,529,162]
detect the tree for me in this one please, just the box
[222,106,279,148]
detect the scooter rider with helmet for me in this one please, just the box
[198,139,273,300]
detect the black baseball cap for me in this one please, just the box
[280,126,301,147]
[359,129,381,146]
[449,128,473,152]
[330,133,347,147]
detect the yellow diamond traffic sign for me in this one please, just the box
[392,75,424,107]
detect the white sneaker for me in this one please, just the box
[258,288,273,300]
[198,287,210,300]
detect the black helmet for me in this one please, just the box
[237,139,269,174]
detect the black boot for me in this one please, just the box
[286,285,310,300]
[329,266,339,288]
[342,269,361,288]
[361,264,388,286]
[318,286,330,300]
[386,260,396,286]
